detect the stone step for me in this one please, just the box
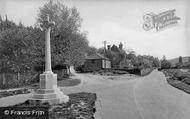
[36,89,55,94]
[32,93,57,99]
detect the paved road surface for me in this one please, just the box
[1,69,190,119]
[134,70,190,119]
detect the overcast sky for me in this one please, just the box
[0,0,189,59]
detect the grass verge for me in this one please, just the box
[0,79,81,98]
[162,69,190,94]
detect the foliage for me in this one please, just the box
[96,44,161,69]
[167,78,190,94]
[161,59,171,69]
[0,22,35,78]
[0,0,90,88]
[86,46,97,56]
[126,54,159,69]
[37,0,89,67]
[152,58,160,67]
[98,45,126,68]
[179,56,183,63]
[163,69,190,94]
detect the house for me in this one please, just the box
[83,53,111,72]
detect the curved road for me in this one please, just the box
[0,69,190,119]
[134,70,190,119]
[61,69,190,119]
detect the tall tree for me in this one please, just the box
[0,26,33,81]
[86,46,97,56]
[152,57,160,68]
[161,59,171,69]
[179,56,183,63]
[37,0,88,67]
[0,17,22,84]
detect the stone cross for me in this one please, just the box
[29,15,69,105]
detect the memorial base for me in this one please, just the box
[29,71,69,105]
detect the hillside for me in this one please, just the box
[168,56,190,64]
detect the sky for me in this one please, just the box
[0,0,189,59]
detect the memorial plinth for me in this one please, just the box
[29,16,69,105]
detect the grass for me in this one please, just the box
[162,69,190,94]
[0,88,31,98]
[30,78,81,90]
[58,79,81,87]
[167,78,190,94]
[0,79,81,98]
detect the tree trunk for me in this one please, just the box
[68,66,71,75]
[2,73,6,85]
[17,72,20,81]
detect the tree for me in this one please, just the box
[126,52,137,67]
[152,58,160,68]
[179,56,183,63]
[98,44,126,68]
[161,59,171,69]
[86,46,97,56]
[0,17,28,85]
[37,0,88,67]
[162,55,166,60]
[0,26,33,81]
[0,16,48,87]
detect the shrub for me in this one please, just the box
[161,60,171,69]
[163,69,190,85]
[173,71,189,81]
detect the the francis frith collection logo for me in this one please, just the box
[143,9,180,31]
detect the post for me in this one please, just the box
[103,41,107,73]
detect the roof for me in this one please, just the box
[86,53,110,60]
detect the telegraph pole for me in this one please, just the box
[103,41,107,72]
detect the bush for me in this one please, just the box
[118,68,141,75]
[0,71,37,89]
[173,71,189,81]
[0,69,69,89]
[167,78,190,94]
[161,60,171,69]
[162,69,190,85]
[182,77,190,85]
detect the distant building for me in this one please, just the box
[83,53,111,72]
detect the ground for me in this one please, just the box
[1,68,190,119]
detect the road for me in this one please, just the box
[134,70,190,119]
[1,69,190,119]
[62,69,190,119]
